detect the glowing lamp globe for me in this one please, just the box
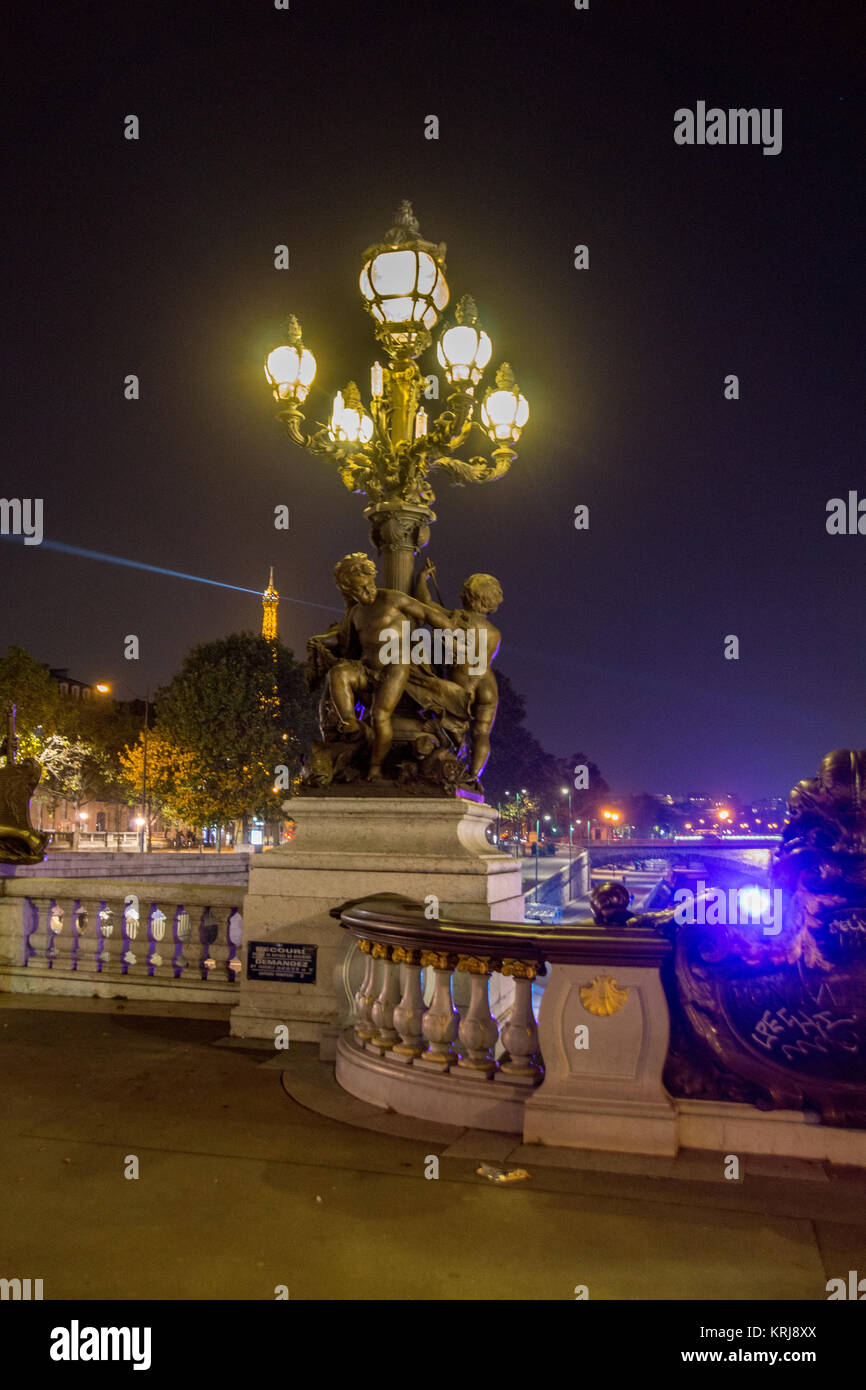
[481,363,530,443]
[359,201,449,357]
[264,316,316,403]
[329,383,373,445]
[437,295,492,386]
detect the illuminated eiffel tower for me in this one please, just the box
[261,565,279,641]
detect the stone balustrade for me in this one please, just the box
[75,831,141,850]
[0,878,244,1008]
[332,891,675,1144]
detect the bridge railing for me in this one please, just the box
[331,892,676,1144]
[0,878,244,1007]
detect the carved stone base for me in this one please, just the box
[229,797,523,1044]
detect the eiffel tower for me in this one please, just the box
[261,566,279,641]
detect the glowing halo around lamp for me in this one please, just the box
[481,363,530,444]
[264,316,317,403]
[437,295,492,387]
[359,201,449,358]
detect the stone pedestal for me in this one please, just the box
[523,959,677,1156]
[229,797,523,1045]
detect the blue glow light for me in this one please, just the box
[737,885,772,923]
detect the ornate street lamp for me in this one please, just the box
[481,363,530,443]
[437,294,492,386]
[264,200,529,592]
[264,319,316,403]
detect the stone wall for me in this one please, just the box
[0,851,249,886]
[523,851,590,911]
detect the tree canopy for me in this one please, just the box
[0,646,140,806]
[121,632,318,831]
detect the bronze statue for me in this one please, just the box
[771,748,866,966]
[659,749,866,1126]
[308,552,447,780]
[412,559,501,782]
[301,552,503,796]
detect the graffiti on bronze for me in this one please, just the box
[751,1006,859,1062]
[727,975,848,1013]
[721,970,866,1079]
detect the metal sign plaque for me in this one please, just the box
[246,941,317,983]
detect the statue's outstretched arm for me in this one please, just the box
[411,560,454,623]
[400,592,455,627]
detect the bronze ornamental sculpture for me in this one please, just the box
[302,553,502,795]
[657,749,866,1127]
[265,202,528,798]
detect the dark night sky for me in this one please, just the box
[5,0,864,800]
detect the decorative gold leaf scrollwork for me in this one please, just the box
[420,949,452,971]
[501,958,538,980]
[456,954,497,975]
[391,946,418,965]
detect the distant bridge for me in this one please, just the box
[587,837,781,873]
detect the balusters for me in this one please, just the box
[369,944,400,1052]
[227,909,243,983]
[353,941,379,1044]
[146,905,167,976]
[418,951,459,1069]
[121,895,140,973]
[25,896,55,967]
[77,900,106,973]
[176,908,192,974]
[45,899,64,968]
[198,907,219,979]
[163,906,182,976]
[17,889,244,995]
[68,900,88,970]
[498,960,542,1082]
[207,906,232,979]
[391,947,425,1061]
[455,955,500,1077]
[20,896,39,966]
[148,904,185,978]
[51,898,83,971]
[349,941,542,1085]
[95,902,116,973]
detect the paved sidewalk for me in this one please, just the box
[1,998,864,1301]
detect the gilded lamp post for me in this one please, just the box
[264,201,529,594]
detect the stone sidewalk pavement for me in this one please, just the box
[1,997,864,1301]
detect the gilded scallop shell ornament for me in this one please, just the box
[579,975,628,1016]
